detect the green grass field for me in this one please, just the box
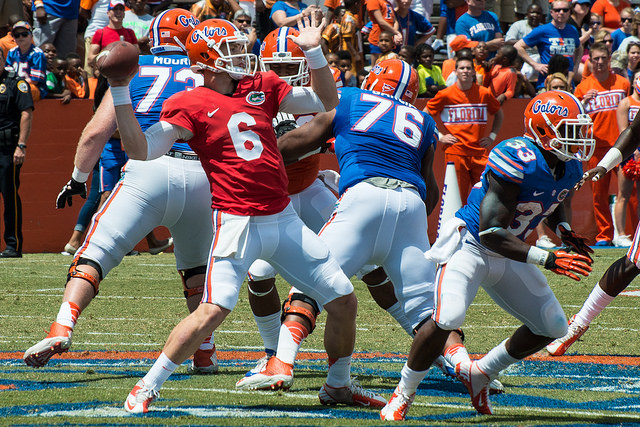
[2,249,640,426]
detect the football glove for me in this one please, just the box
[56,178,87,209]
[274,119,299,138]
[557,224,594,261]
[544,250,593,281]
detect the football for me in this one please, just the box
[96,41,139,80]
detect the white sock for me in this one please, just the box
[444,343,470,367]
[326,356,351,388]
[254,312,281,355]
[142,352,179,391]
[275,321,307,365]
[55,301,81,329]
[398,363,429,395]
[199,332,214,351]
[385,301,414,336]
[573,283,615,326]
[476,339,518,378]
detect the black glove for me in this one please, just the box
[274,119,299,138]
[56,178,87,209]
[557,224,594,262]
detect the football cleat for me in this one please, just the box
[434,355,456,378]
[546,315,590,356]
[455,361,493,415]
[235,355,293,390]
[23,322,73,367]
[489,378,505,395]
[187,346,219,374]
[319,378,387,408]
[380,385,415,421]
[124,379,159,413]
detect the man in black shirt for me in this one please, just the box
[0,46,33,258]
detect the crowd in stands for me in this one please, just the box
[4,0,640,251]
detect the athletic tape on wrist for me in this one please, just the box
[111,86,132,106]
[526,245,549,266]
[597,147,623,173]
[303,46,328,70]
[72,166,89,183]
[489,132,497,141]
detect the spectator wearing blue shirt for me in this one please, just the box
[395,0,435,48]
[6,22,47,101]
[455,0,504,55]
[32,0,81,58]
[435,0,469,58]
[611,7,634,51]
[515,0,583,90]
[270,0,320,29]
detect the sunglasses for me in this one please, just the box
[622,17,633,22]
[550,86,566,90]
[552,7,569,12]
[591,21,602,25]
[604,39,614,43]
[236,19,251,23]
[12,31,29,38]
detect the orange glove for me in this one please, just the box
[544,250,593,281]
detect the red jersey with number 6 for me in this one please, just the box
[160,71,293,216]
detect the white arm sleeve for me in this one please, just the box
[279,87,327,114]
[144,121,194,160]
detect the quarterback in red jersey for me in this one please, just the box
[109,16,386,413]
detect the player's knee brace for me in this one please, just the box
[67,258,103,297]
[179,265,206,298]
[281,293,320,333]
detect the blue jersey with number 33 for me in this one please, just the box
[128,54,203,152]
[332,87,438,200]
[456,136,583,242]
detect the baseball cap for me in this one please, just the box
[449,34,478,52]
[108,0,126,10]
[233,9,251,21]
[12,21,31,32]
[572,0,591,5]
[611,50,628,70]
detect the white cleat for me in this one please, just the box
[124,379,159,413]
[546,315,589,356]
[235,356,293,390]
[319,378,387,408]
[455,361,493,415]
[380,385,415,421]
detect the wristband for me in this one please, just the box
[489,132,497,141]
[34,0,44,7]
[526,245,549,266]
[555,221,571,237]
[596,147,623,173]
[111,86,131,106]
[72,166,90,183]
[303,46,328,70]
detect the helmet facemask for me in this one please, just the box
[260,54,309,86]
[190,29,257,80]
[528,112,595,162]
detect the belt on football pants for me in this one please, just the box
[165,150,199,161]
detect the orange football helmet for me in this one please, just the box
[149,9,199,55]
[260,27,309,86]
[524,90,595,162]
[186,19,257,79]
[361,59,418,105]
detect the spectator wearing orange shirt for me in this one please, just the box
[575,41,631,246]
[339,0,363,74]
[486,44,518,104]
[590,0,630,33]
[426,56,504,202]
[0,14,21,58]
[64,52,89,99]
[366,0,402,65]
[443,34,477,83]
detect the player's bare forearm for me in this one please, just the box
[113,103,148,160]
[309,66,339,110]
[421,145,438,215]
[278,110,334,162]
[478,171,529,262]
[74,90,118,172]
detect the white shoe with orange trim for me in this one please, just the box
[124,379,159,413]
[319,378,386,407]
[380,385,415,421]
